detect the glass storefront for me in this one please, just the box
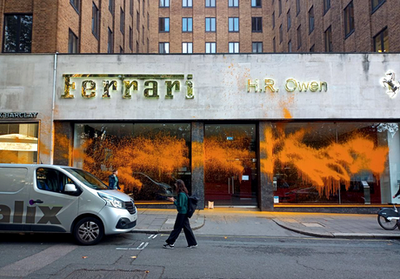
[204,124,258,206]
[268,122,397,204]
[0,123,38,164]
[73,123,191,201]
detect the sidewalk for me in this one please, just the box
[132,208,400,239]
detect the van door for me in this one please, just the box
[0,166,30,231]
[29,167,79,233]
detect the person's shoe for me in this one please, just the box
[187,244,198,248]
[163,243,174,249]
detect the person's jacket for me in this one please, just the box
[108,174,120,190]
[174,192,188,214]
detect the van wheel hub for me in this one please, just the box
[78,221,100,242]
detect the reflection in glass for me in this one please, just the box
[269,122,394,204]
[73,123,191,201]
[0,123,38,163]
[204,124,258,206]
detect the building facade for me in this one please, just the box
[1,53,400,212]
[0,0,150,53]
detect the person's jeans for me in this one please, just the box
[166,213,197,246]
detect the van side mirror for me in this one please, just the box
[65,183,78,193]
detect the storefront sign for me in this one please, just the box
[61,74,194,100]
[0,112,38,118]
[247,78,328,93]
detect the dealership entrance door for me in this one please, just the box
[204,124,258,206]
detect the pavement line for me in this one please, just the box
[117,242,149,251]
[148,234,158,239]
[0,245,77,277]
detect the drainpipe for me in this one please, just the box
[50,52,58,164]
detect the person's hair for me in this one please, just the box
[175,179,188,194]
[112,169,118,174]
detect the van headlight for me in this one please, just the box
[98,192,124,209]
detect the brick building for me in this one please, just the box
[1,0,397,54]
[272,0,397,53]
[0,0,150,53]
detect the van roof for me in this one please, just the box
[0,164,74,169]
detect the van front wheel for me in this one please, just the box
[73,217,104,245]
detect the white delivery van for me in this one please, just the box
[0,164,137,245]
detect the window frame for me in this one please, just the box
[308,6,314,34]
[182,17,193,32]
[279,24,283,43]
[109,0,114,15]
[70,0,80,14]
[297,24,302,49]
[323,0,331,14]
[68,29,79,54]
[371,0,385,13]
[120,7,125,35]
[2,14,33,53]
[107,27,113,53]
[228,42,240,53]
[159,17,170,32]
[183,0,193,8]
[92,2,100,39]
[252,17,262,32]
[296,0,300,15]
[229,0,239,7]
[205,17,216,32]
[373,27,389,53]
[205,42,216,53]
[252,42,263,53]
[205,0,216,8]
[159,42,170,53]
[182,42,193,53]
[160,0,169,8]
[229,17,239,32]
[251,0,261,8]
[344,1,355,39]
[324,26,332,52]
[287,9,291,31]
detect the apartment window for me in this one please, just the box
[159,17,169,32]
[206,0,216,7]
[279,24,283,43]
[296,0,300,15]
[372,0,385,12]
[310,44,315,52]
[107,28,113,53]
[70,0,80,13]
[344,1,354,38]
[92,3,100,39]
[143,0,145,15]
[182,42,193,53]
[278,0,282,15]
[252,42,263,53]
[147,13,150,29]
[324,26,332,52]
[137,11,140,31]
[297,25,301,49]
[120,46,124,53]
[130,0,133,15]
[374,28,389,52]
[308,6,314,34]
[182,17,193,32]
[159,42,169,53]
[229,18,239,32]
[229,42,239,53]
[288,40,292,52]
[2,14,32,53]
[147,38,149,52]
[183,0,193,7]
[272,12,275,29]
[252,17,262,32]
[68,29,79,53]
[206,42,216,53]
[129,27,133,50]
[229,0,239,7]
[324,0,331,13]
[273,37,276,52]
[287,10,291,30]
[160,0,169,7]
[251,0,261,7]
[136,41,139,53]
[109,0,114,14]
[120,8,125,34]
[205,17,216,32]
[142,26,145,43]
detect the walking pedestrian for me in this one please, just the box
[163,179,197,249]
[108,169,120,190]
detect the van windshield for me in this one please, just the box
[64,168,108,190]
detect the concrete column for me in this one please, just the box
[258,121,274,211]
[191,121,205,209]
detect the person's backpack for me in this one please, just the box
[186,194,199,218]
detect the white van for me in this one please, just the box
[0,164,137,245]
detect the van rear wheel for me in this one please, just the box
[73,217,104,245]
